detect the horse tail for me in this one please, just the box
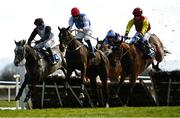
[151,33,171,56]
[164,49,171,56]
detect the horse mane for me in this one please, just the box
[24,44,40,62]
[121,42,130,49]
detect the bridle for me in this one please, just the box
[114,43,130,62]
[60,29,84,53]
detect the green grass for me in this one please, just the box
[0,100,16,107]
[0,100,180,117]
[1,106,180,117]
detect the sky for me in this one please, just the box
[0,0,180,70]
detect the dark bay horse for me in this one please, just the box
[58,27,110,107]
[14,40,66,102]
[112,33,168,105]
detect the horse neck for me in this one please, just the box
[118,43,130,57]
[67,37,82,51]
[24,45,39,65]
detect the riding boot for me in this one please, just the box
[46,47,56,65]
[143,41,154,58]
[86,40,95,57]
[77,38,83,44]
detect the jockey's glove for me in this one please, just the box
[125,32,128,37]
[35,40,41,45]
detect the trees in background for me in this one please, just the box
[0,63,25,81]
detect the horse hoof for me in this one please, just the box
[79,93,85,99]
[65,92,68,96]
[105,103,109,108]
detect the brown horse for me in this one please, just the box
[97,42,121,82]
[58,27,110,107]
[112,33,168,105]
[14,40,66,103]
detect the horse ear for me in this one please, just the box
[58,26,61,31]
[14,40,17,45]
[22,39,26,45]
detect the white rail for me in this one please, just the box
[0,74,20,110]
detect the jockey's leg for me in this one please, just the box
[77,38,83,43]
[143,40,154,58]
[129,37,136,45]
[75,31,84,44]
[46,47,56,64]
[85,40,95,57]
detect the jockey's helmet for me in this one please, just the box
[107,30,116,37]
[71,7,80,17]
[34,18,44,26]
[132,7,143,16]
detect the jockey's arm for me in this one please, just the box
[68,17,74,30]
[82,15,90,31]
[27,28,38,46]
[141,18,149,35]
[125,18,134,35]
[42,26,51,41]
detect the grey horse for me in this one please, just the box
[14,39,66,102]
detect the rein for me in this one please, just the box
[64,34,84,53]
[116,43,130,61]
[66,44,84,53]
[72,29,98,40]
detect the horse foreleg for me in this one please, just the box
[24,84,34,102]
[64,70,72,96]
[100,75,109,108]
[15,74,29,101]
[89,75,98,106]
[117,72,126,94]
[126,75,136,106]
[79,69,86,99]
[116,74,126,105]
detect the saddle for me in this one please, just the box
[78,39,96,58]
[36,48,61,64]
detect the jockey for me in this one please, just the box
[68,7,95,57]
[27,18,56,64]
[103,30,121,49]
[124,7,154,58]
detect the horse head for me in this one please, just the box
[58,26,73,52]
[14,39,26,66]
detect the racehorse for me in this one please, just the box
[97,42,121,82]
[58,26,110,107]
[14,39,66,102]
[111,33,168,105]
